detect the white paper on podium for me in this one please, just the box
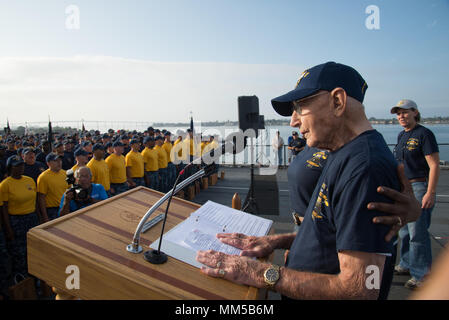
[149,201,273,268]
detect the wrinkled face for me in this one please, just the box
[396,108,417,129]
[289,90,336,150]
[23,151,36,165]
[76,168,92,189]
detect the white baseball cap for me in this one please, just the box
[390,99,418,114]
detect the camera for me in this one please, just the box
[66,169,90,202]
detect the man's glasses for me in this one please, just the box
[291,91,329,115]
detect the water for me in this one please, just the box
[273,124,449,161]
[162,124,449,165]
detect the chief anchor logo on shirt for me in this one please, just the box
[26,184,33,191]
[306,151,328,169]
[406,138,419,151]
[312,182,329,221]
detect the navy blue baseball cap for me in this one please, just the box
[46,153,62,162]
[7,155,24,167]
[271,61,368,116]
[143,136,154,144]
[105,141,112,148]
[112,141,124,147]
[22,147,36,155]
[92,143,105,151]
[130,139,139,145]
[74,148,89,157]
[155,135,163,141]
[81,141,91,147]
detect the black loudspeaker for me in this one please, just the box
[238,96,265,137]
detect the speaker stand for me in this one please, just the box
[242,137,259,215]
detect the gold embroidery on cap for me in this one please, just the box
[295,70,310,88]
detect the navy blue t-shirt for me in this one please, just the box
[35,151,49,168]
[62,151,75,171]
[287,145,328,215]
[24,161,46,183]
[393,124,439,180]
[288,138,307,156]
[287,130,399,295]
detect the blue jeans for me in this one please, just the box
[398,181,433,281]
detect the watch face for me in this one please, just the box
[266,268,279,282]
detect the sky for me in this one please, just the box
[0,0,448,128]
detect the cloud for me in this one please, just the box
[0,56,302,127]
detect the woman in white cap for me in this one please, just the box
[391,99,440,290]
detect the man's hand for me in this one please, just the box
[216,233,274,258]
[196,249,268,288]
[64,189,75,202]
[368,164,421,242]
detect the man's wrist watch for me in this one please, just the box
[263,264,280,289]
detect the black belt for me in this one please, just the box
[409,177,426,183]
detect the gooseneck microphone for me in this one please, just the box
[126,140,238,263]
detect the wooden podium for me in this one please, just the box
[27,187,266,300]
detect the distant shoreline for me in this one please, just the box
[152,120,449,127]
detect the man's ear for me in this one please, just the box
[331,87,347,117]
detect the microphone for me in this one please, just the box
[142,162,216,264]
[127,134,247,262]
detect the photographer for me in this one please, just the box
[58,166,108,217]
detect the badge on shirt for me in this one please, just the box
[406,138,419,151]
[306,151,328,169]
[312,182,328,221]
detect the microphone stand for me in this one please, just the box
[242,137,259,214]
[126,162,215,262]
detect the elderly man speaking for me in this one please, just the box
[196,62,401,300]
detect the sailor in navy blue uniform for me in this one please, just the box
[196,62,420,300]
